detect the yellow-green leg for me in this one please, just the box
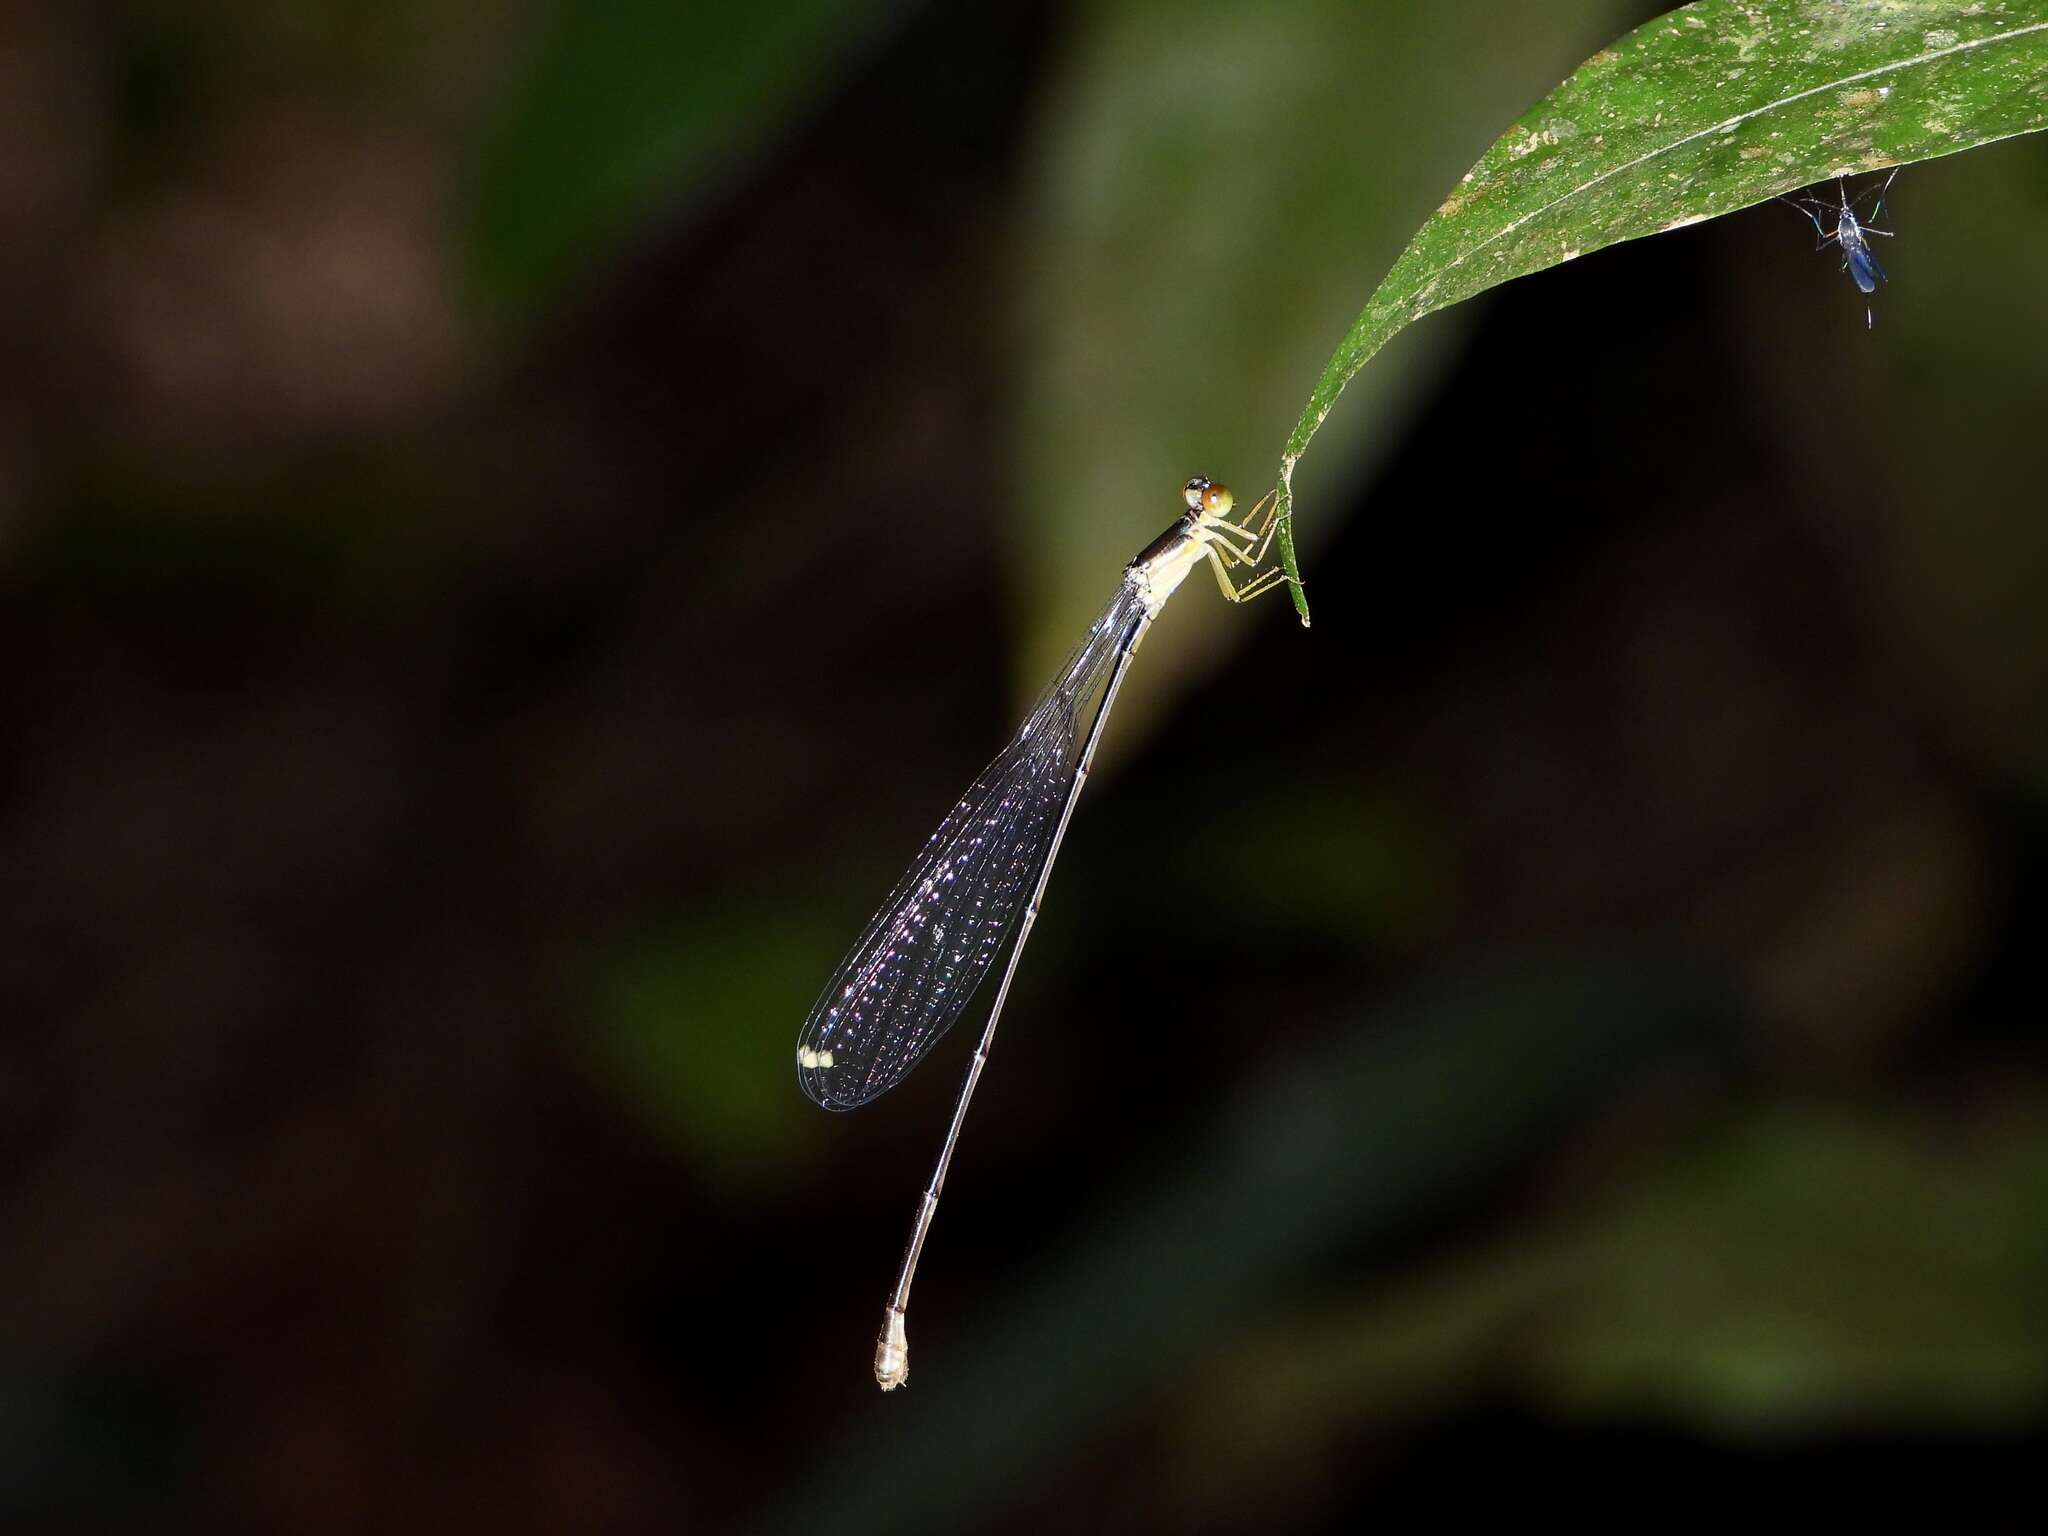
[1203,544,1297,605]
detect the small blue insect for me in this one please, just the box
[1782,169,1900,328]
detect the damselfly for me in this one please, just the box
[1782,169,1898,328]
[796,476,1293,1389]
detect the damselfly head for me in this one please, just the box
[1183,476,1234,521]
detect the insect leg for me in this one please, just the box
[1208,556,1295,605]
[1203,542,1296,605]
[1856,167,1901,220]
[1778,194,1832,246]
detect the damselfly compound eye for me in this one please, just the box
[1201,482,1235,519]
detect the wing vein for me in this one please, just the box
[796,579,1146,1109]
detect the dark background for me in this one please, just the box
[3,2,2046,1531]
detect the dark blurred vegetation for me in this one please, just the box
[2,2,2046,1530]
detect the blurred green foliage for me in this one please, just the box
[1166,778,1455,951]
[1185,1101,2048,1473]
[578,905,846,1187]
[466,0,909,328]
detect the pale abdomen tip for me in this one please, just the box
[874,1308,909,1391]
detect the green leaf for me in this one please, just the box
[463,0,905,330]
[1275,0,2048,624]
